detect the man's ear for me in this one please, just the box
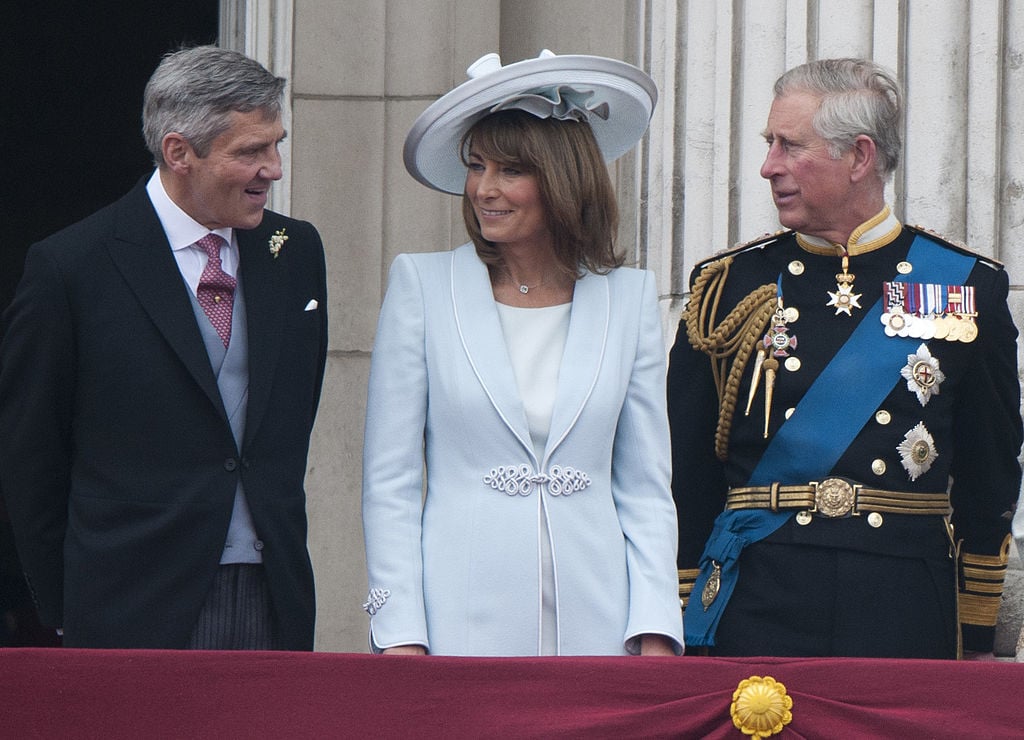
[849,134,878,182]
[162,133,193,174]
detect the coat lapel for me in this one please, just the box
[451,247,611,467]
[544,271,608,462]
[451,247,535,459]
[106,183,227,422]
[237,224,286,448]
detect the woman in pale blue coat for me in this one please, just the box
[361,51,683,656]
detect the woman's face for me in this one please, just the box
[465,150,552,252]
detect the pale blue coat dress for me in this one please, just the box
[361,243,683,655]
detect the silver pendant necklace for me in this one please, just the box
[504,267,547,294]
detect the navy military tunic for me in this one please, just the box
[668,221,1021,657]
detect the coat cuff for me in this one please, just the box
[678,568,700,613]
[959,534,1011,652]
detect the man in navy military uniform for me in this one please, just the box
[668,57,1022,658]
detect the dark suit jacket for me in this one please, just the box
[0,178,328,649]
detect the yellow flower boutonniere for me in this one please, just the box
[269,228,289,259]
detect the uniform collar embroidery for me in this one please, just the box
[796,205,902,257]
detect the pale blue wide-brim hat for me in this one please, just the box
[403,49,659,194]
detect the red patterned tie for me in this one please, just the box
[195,233,236,347]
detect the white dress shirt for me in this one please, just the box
[145,170,237,291]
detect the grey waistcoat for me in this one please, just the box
[189,278,263,564]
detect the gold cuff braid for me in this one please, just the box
[679,568,700,612]
[683,255,775,461]
[958,535,1011,627]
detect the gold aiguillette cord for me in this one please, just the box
[745,349,766,416]
[748,275,791,437]
[762,358,778,438]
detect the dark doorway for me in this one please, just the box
[0,1,219,646]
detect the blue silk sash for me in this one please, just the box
[685,234,976,646]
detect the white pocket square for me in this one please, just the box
[304,299,319,311]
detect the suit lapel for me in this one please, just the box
[106,183,227,421]
[237,225,286,448]
[451,247,535,459]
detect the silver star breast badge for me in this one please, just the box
[897,422,938,481]
[900,343,945,406]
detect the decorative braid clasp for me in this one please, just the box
[483,465,591,496]
[362,587,391,615]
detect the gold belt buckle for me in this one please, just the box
[811,478,857,518]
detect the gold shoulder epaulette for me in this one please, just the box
[692,229,793,273]
[906,224,1004,270]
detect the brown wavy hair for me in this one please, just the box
[460,110,622,277]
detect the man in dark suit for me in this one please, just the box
[0,46,328,650]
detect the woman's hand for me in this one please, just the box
[382,645,427,655]
[639,634,677,656]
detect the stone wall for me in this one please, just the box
[243,0,1024,654]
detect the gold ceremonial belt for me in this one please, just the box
[726,478,951,518]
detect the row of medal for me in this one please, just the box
[750,305,942,481]
[880,281,978,342]
[747,275,968,436]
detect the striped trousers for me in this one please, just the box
[187,564,280,650]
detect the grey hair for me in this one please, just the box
[774,58,902,178]
[142,45,287,166]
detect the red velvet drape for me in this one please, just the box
[1,650,1018,738]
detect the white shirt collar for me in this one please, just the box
[145,170,233,253]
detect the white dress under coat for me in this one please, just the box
[361,243,683,655]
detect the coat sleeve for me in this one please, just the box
[666,264,729,622]
[0,245,76,628]
[611,270,685,654]
[361,254,430,652]
[948,265,1023,652]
